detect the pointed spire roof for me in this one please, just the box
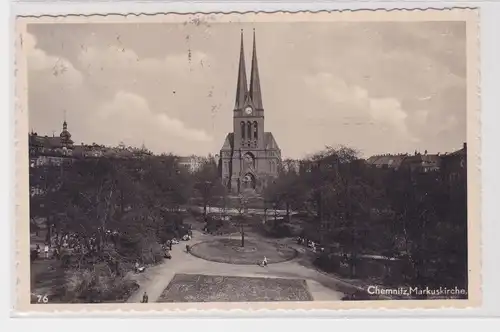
[234,30,248,110]
[249,29,263,110]
[62,110,68,130]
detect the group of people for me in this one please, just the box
[296,237,325,253]
[31,227,125,263]
[32,244,50,260]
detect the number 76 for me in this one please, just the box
[37,295,48,303]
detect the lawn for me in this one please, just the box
[158,273,313,302]
[30,258,67,303]
[189,238,297,265]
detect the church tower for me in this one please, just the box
[233,29,265,153]
[219,29,281,194]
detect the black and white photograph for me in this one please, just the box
[15,9,480,310]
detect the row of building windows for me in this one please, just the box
[240,121,258,140]
[241,140,258,148]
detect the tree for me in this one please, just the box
[234,193,250,247]
[386,168,467,290]
[193,156,224,218]
[298,146,361,232]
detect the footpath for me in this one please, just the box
[126,230,357,302]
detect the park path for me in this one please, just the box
[126,230,355,303]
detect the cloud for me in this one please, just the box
[94,91,213,154]
[368,98,416,142]
[304,72,417,141]
[25,32,83,88]
[26,22,466,158]
[78,44,209,81]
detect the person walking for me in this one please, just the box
[44,244,49,259]
[135,261,140,273]
[141,292,148,303]
[262,256,268,267]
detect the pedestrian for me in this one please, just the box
[44,244,49,259]
[262,256,268,267]
[135,261,140,273]
[141,292,148,303]
[36,244,41,256]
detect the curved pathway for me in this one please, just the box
[127,230,354,302]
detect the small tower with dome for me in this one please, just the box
[59,112,74,149]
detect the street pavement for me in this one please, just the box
[126,230,348,302]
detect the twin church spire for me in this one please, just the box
[234,29,263,111]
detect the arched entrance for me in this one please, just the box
[242,173,256,190]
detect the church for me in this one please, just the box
[219,30,281,194]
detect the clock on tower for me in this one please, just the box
[245,106,253,115]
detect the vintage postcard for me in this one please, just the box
[14,8,480,313]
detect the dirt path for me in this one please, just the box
[127,230,351,302]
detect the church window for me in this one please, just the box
[253,121,258,140]
[247,121,252,141]
[240,122,245,140]
[244,152,255,169]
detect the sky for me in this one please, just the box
[26,21,467,159]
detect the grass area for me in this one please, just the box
[158,273,313,302]
[30,258,140,303]
[189,238,298,265]
[30,258,67,303]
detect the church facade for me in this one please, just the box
[219,30,281,194]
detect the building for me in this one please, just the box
[29,118,154,163]
[365,154,407,170]
[29,120,75,167]
[400,151,441,173]
[441,143,467,183]
[282,159,300,174]
[177,155,204,173]
[366,151,442,173]
[219,30,281,193]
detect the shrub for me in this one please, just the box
[314,253,342,273]
[59,249,72,268]
[116,233,163,266]
[140,240,164,265]
[63,264,140,303]
[261,219,292,238]
[187,206,203,218]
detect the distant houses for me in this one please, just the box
[29,120,156,169]
[365,143,466,177]
[176,155,204,173]
[28,121,211,179]
[29,120,467,183]
[440,143,467,183]
[365,154,407,171]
